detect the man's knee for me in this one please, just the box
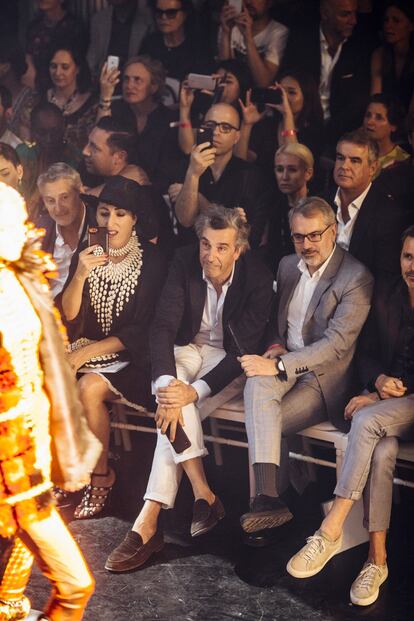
[371,436,399,471]
[244,375,277,400]
[350,406,384,439]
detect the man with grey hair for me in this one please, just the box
[106,204,274,573]
[36,162,95,297]
[238,196,374,536]
[329,129,405,277]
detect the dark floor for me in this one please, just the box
[27,431,414,621]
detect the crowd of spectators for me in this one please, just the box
[1,0,414,614]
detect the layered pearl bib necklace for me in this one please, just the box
[88,234,143,335]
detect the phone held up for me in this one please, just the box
[196,126,214,150]
[88,226,109,256]
[250,87,282,106]
[107,55,119,71]
[228,0,242,13]
[187,73,217,91]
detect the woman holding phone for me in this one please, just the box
[58,176,166,519]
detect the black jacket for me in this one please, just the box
[326,183,405,278]
[150,245,274,395]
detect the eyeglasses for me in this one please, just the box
[154,8,182,19]
[291,223,333,244]
[203,120,240,134]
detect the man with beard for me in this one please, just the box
[218,0,288,86]
[287,225,414,607]
[238,196,373,536]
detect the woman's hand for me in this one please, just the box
[239,89,265,126]
[266,83,291,116]
[180,79,195,113]
[67,348,90,373]
[344,393,378,420]
[100,61,120,101]
[168,183,183,204]
[220,3,238,33]
[75,246,109,280]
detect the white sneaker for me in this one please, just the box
[286,529,342,578]
[350,561,388,606]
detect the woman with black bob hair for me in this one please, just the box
[58,175,166,519]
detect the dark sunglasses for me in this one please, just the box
[154,8,183,19]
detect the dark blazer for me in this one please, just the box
[150,245,274,395]
[326,183,405,278]
[281,24,374,147]
[267,245,374,430]
[35,205,96,256]
[357,277,409,390]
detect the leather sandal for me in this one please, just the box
[74,469,115,520]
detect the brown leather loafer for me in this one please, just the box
[105,530,164,572]
[191,496,225,537]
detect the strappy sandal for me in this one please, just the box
[73,470,115,520]
[52,486,75,508]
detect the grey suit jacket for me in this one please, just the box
[87,4,151,76]
[269,245,374,429]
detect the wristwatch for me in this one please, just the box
[275,356,287,380]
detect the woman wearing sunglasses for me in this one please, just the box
[140,0,212,83]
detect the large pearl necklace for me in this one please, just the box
[108,235,136,257]
[88,235,143,335]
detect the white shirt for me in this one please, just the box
[154,264,236,403]
[224,20,289,68]
[50,206,86,297]
[0,128,22,149]
[334,184,371,251]
[287,246,336,352]
[319,27,346,120]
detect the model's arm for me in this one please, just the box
[175,144,216,227]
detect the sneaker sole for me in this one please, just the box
[240,508,293,533]
[286,539,342,578]
[350,567,388,606]
[104,540,165,573]
[191,507,226,537]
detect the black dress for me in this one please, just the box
[59,239,166,411]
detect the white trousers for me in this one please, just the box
[144,344,243,509]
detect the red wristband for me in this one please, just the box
[267,343,283,351]
[281,129,297,137]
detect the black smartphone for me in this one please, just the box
[169,422,191,454]
[251,87,282,106]
[196,126,214,149]
[88,226,108,254]
[228,321,247,356]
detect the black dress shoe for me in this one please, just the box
[240,494,293,533]
[105,530,164,572]
[191,496,225,537]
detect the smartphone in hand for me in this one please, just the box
[107,55,119,71]
[88,226,108,254]
[169,422,191,454]
[196,126,214,150]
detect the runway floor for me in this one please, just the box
[27,432,414,621]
